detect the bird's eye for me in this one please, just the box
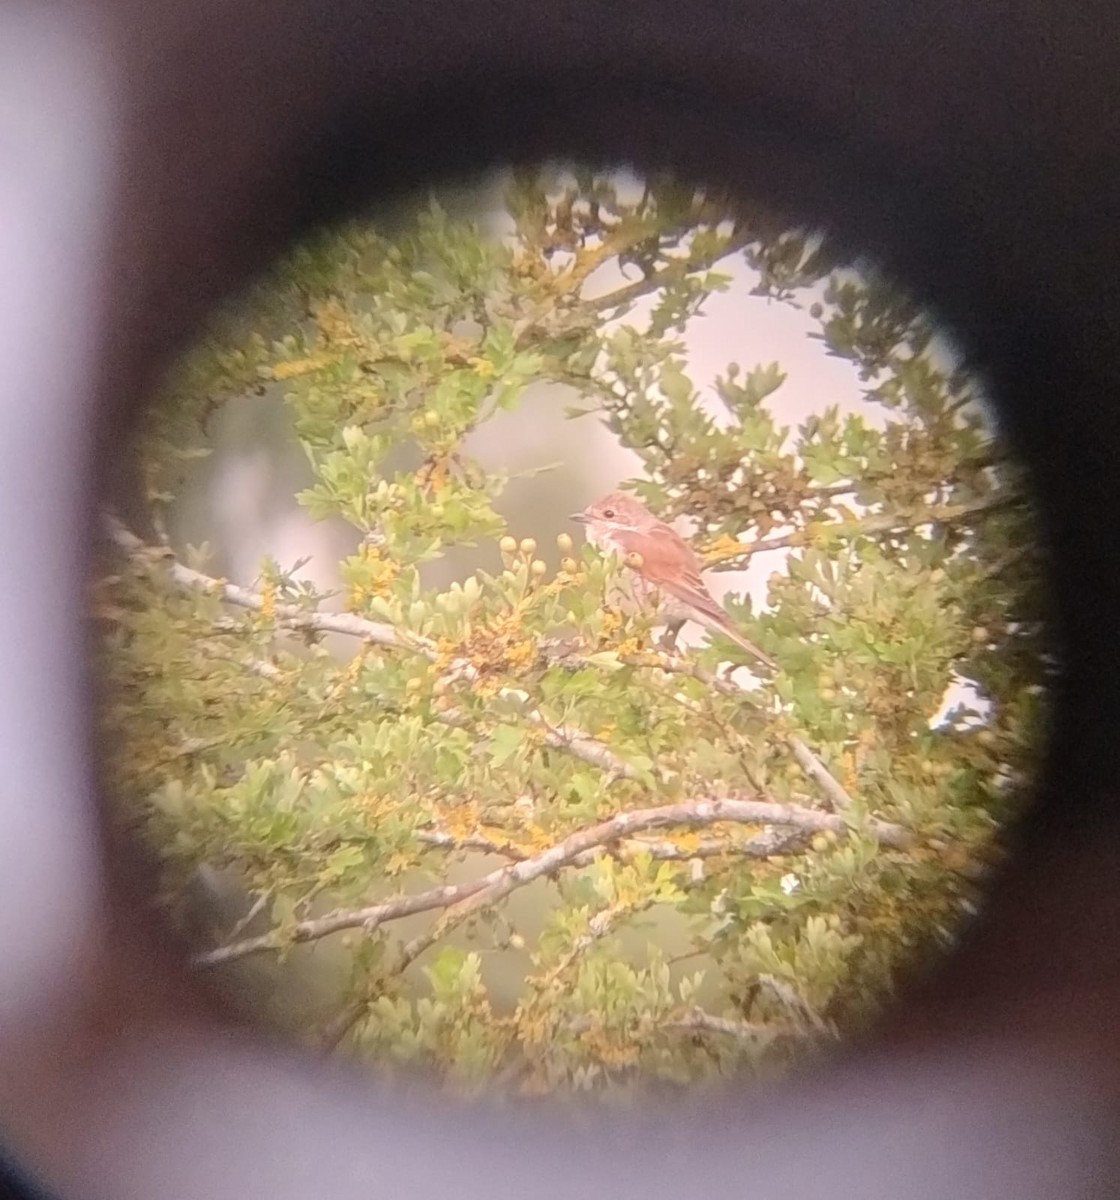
[603,508,615,519]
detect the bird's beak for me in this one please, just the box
[569,512,589,524]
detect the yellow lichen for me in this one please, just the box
[312,298,364,350]
[701,533,745,564]
[270,357,329,380]
[505,640,537,671]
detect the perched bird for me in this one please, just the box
[571,490,776,669]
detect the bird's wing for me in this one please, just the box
[636,525,777,669]
[636,525,727,618]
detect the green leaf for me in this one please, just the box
[487,724,524,767]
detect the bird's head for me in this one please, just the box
[570,491,655,535]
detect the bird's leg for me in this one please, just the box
[658,618,685,653]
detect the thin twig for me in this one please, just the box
[788,737,854,811]
[705,493,1018,572]
[622,649,856,812]
[584,232,753,316]
[419,827,803,864]
[415,830,527,858]
[757,973,834,1038]
[534,903,648,991]
[224,891,270,941]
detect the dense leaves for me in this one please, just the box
[96,169,1049,1096]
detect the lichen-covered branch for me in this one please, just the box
[706,494,1018,571]
[196,795,910,968]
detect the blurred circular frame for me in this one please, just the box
[5,1,1120,1196]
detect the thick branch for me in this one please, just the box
[196,795,910,968]
[662,1008,787,1040]
[105,518,412,650]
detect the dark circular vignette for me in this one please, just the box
[90,24,1120,1067]
[0,1154,56,1200]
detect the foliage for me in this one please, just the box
[95,168,1050,1096]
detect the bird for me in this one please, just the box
[571,490,776,669]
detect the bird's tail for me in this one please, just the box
[720,622,778,670]
[660,575,778,670]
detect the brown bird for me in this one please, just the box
[571,490,776,669]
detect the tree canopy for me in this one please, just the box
[96,167,1049,1096]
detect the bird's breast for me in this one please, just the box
[588,526,627,556]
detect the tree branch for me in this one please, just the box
[419,825,804,864]
[109,517,864,816]
[788,737,855,811]
[624,649,855,811]
[415,829,526,858]
[757,973,833,1037]
[533,902,649,991]
[662,1008,788,1041]
[105,517,639,782]
[584,232,752,316]
[706,493,1019,571]
[195,795,910,968]
[105,517,414,650]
